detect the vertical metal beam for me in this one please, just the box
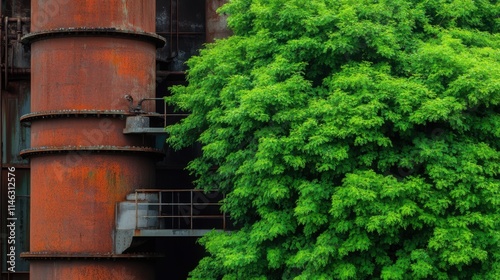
[190,189,193,229]
[0,0,3,163]
[4,16,8,88]
[0,0,3,274]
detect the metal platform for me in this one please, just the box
[123,127,168,134]
[115,189,228,253]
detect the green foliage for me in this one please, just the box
[166,0,500,279]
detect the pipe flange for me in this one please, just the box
[20,146,165,158]
[21,28,166,47]
[21,110,132,122]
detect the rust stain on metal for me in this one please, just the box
[29,155,155,250]
[30,260,155,280]
[206,0,232,43]
[26,1,161,278]
[31,0,156,33]
[31,37,156,112]
[28,118,153,148]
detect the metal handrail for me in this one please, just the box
[124,96,189,127]
[133,189,226,231]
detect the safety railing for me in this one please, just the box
[132,189,227,231]
[127,97,189,127]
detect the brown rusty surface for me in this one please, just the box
[31,37,156,113]
[27,1,160,277]
[29,118,151,148]
[30,260,154,280]
[31,0,156,33]
[206,0,232,43]
[30,154,155,253]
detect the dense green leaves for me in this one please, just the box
[167,0,500,279]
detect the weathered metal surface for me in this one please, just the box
[114,229,135,255]
[29,118,152,147]
[31,37,157,113]
[26,1,161,279]
[31,0,156,33]
[123,116,168,134]
[29,260,154,280]
[125,116,150,130]
[29,154,155,253]
[206,0,231,43]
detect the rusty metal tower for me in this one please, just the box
[20,1,164,278]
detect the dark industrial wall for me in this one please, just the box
[1,0,31,279]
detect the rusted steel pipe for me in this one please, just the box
[24,1,164,279]
[0,2,3,242]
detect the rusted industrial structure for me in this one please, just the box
[1,1,229,279]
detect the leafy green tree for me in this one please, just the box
[166,0,500,279]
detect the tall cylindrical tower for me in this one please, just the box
[20,1,164,279]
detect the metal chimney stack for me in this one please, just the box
[20,1,164,278]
